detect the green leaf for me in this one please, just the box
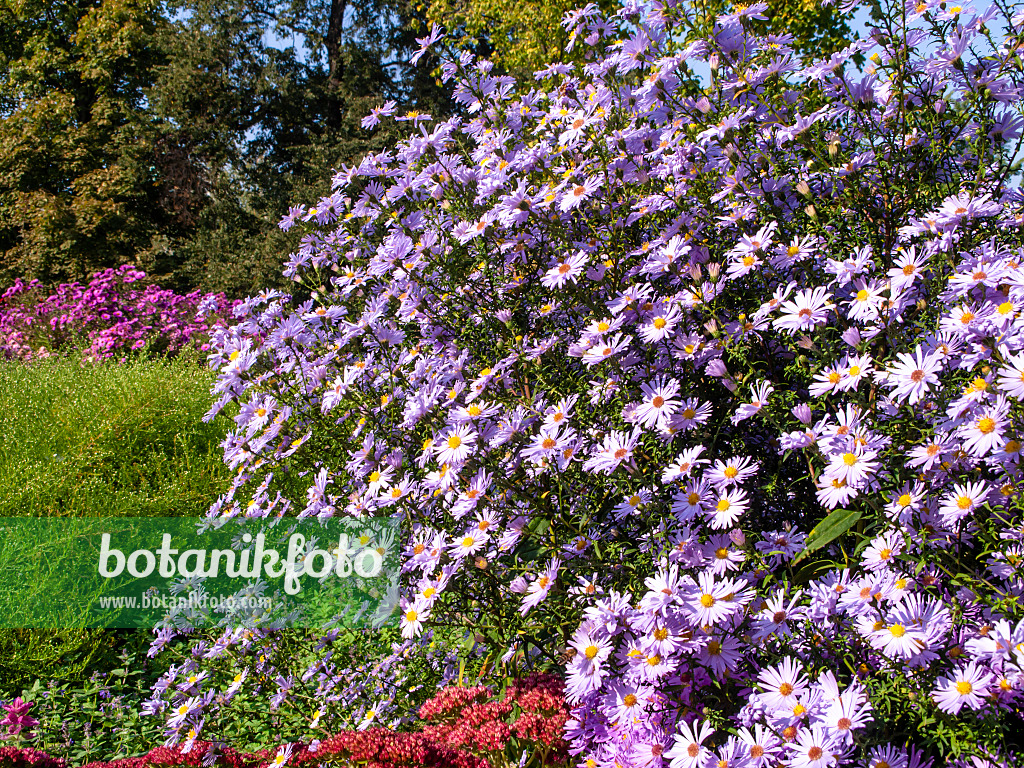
[792,508,863,565]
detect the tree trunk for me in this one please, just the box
[325,0,347,131]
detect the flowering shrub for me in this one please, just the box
[0,266,234,361]
[184,0,1024,764]
[0,675,568,768]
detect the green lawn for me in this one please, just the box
[0,353,232,517]
[0,353,234,707]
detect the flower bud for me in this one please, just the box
[792,404,812,425]
[706,359,728,378]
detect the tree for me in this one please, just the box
[0,0,176,285]
[426,0,855,78]
[152,0,453,294]
[0,0,452,294]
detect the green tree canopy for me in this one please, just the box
[0,0,173,284]
[0,0,450,294]
[426,0,855,78]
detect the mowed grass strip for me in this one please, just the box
[0,353,232,516]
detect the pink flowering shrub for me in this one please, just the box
[0,266,234,361]
[159,0,1024,764]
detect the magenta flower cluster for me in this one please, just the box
[0,698,39,741]
[0,265,235,361]
[143,0,1024,764]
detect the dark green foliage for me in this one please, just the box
[0,0,176,285]
[0,0,452,296]
[0,630,146,698]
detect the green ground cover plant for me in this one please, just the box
[0,352,231,517]
[0,353,234,703]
